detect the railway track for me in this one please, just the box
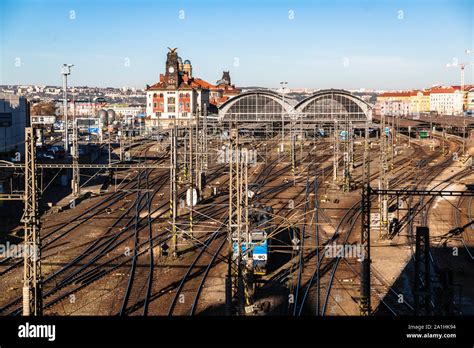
[1,130,470,317]
[293,134,467,316]
[163,147,335,316]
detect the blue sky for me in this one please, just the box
[0,0,472,90]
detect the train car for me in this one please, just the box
[232,205,273,276]
[419,130,430,139]
[250,229,269,275]
[339,130,348,141]
[76,117,101,135]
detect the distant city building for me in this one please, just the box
[106,104,145,118]
[0,93,29,158]
[68,99,107,117]
[409,90,431,114]
[376,91,411,116]
[376,85,474,116]
[0,85,146,105]
[467,88,474,113]
[45,86,62,95]
[429,86,464,116]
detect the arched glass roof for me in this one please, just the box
[219,90,293,122]
[218,89,371,123]
[295,91,370,122]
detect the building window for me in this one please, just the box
[0,113,13,127]
[153,103,157,108]
[168,106,175,112]
[168,97,175,104]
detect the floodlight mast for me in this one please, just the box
[61,64,74,153]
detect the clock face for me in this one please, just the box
[168,67,175,73]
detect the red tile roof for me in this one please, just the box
[429,87,457,94]
[409,90,430,96]
[192,78,216,89]
[378,91,412,98]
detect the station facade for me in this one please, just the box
[145,48,240,129]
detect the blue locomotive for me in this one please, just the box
[232,205,273,276]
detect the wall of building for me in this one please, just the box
[376,96,411,116]
[430,91,463,115]
[0,93,28,158]
[466,91,474,112]
[146,89,210,120]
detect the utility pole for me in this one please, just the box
[105,112,111,164]
[188,113,194,238]
[360,123,371,316]
[183,131,188,182]
[408,125,411,148]
[61,64,73,154]
[22,127,42,316]
[462,117,466,155]
[349,121,354,172]
[226,123,250,315]
[379,114,389,238]
[390,116,395,163]
[299,112,304,160]
[429,114,434,152]
[195,104,208,195]
[314,177,320,316]
[342,114,351,192]
[333,120,339,182]
[280,82,288,153]
[414,226,431,315]
[170,119,178,258]
[119,123,125,162]
[442,128,446,154]
[71,96,80,197]
[290,117,296,185]
[202,103,208,172]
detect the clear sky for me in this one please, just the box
[0,0,472,90]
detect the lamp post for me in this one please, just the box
[61,64,74,153]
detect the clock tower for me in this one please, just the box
[165,47,180,89]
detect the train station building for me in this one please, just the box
[145,48,240,129]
